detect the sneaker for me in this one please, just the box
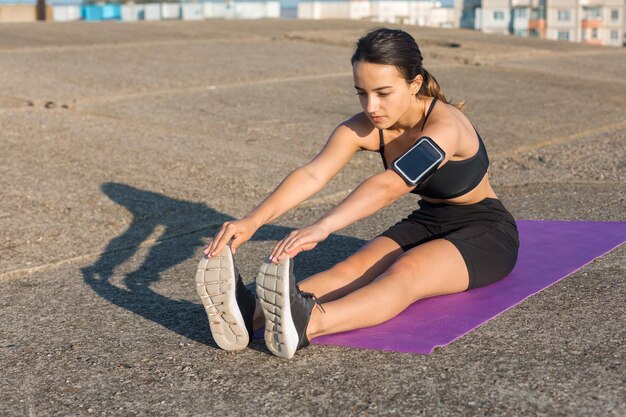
[195,245,255,351]
[256,256,323,359]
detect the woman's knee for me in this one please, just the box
[327,238,401,279]
[300,237,402,298]
[298,258,362,295]
[381,258,422,292]
[385,251,425,277]
[331,256,368,279]
[382,241,470,298]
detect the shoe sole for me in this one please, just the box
[256,258,299,359]
[195,246,249,351]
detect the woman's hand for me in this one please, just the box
[270,224,330,263]
[204,217,260,258]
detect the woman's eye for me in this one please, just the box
[355,92,365,96]
[378,93,390,97]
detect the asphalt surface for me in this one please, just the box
[0,19,624,416]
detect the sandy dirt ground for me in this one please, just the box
[0,19,624,416]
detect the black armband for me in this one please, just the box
[391,137,445,186]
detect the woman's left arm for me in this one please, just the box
[270,169,411,262]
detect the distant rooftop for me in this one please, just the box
[0,0,456,8]
[0,0,81,4]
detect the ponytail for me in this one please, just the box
[420,68,466,111]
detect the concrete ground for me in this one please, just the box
[0,19,624,416]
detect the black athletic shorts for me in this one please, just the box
[379,198,519,290]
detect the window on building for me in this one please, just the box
[557,31,570,41]
[514,8,528,19]
[586,7,602,20]
[515,29,528,37]
[493,11,505,21]
[591,28,598,39]
[611,30,619,40]
[611,10,619,21]
[557,10,570,21]
[532,7,545,20]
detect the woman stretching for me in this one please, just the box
[196,28,519,359]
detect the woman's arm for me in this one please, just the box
[271,114,462,261]
[270,169,410,261]
[316,170,410,233]
[205,122,364,257]
[244,124,360,227]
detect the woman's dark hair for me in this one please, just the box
[351,28,465,110]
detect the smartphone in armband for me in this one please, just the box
[392,137,445,186]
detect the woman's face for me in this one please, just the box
[352,61,421,129]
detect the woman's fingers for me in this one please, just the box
[230,232,247,255]
[285,242,317,259]
[283,236,312,256]
[276,232,315,262]
[271,234,293,262]
[271,230,300,262]
[206,224,235,257]
[270,226,328,263]
[283,233,302,251]
[204,219,258,258]
[285,234,308,253]
[205,224,226,256]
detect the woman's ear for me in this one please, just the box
[410,74,423,95]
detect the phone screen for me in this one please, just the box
[393,139,443,184]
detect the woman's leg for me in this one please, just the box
[252,236,402,330]
[297,236,404,302]
[306,238,469,339]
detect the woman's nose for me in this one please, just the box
[365,96,379,114]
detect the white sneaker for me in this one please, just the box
[195,246,255,351]
[256,257,320,359]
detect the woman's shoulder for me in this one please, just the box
[431,99,473,128]
[426,99,481,158]
[426,99,475,138]
[333,112,379,152]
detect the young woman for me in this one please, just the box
[195,28,519,359]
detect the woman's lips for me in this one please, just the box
[370,115,385,122]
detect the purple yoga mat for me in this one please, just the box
[310,220,626,354]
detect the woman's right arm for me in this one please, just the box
[205,121,365,257]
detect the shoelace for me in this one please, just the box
[298,288,326,314]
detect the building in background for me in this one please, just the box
[0,0,46,21]
[297,0,458,28]
[0,0,623,47]
[546,0,624,46]
[472,0,547,36]
[0,0,280,22]
[456,0,481,28]
[474,0,510,34]
[461,0,624,46]
[0,4,37,21]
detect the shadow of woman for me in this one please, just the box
[81,182,367,347]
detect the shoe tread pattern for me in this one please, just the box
[195,248,248,351]
[256,260,297,359]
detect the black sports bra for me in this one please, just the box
[379,97,489,199]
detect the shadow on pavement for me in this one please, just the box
[81,182,366,348]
